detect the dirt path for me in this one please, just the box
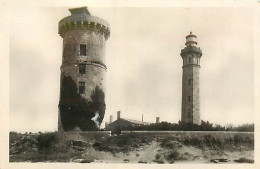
[80,141,161,163]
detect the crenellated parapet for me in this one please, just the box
[58,7,110,40]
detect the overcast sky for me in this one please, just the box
[9,6,255,132]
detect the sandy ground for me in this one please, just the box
[73,141,253,164]
[10,132,254,163]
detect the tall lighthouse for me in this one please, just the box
[180,32,202,125]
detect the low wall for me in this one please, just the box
[62,131,111,134]
[60,131,111,141]
[121,131,254,137]
[122,131,253,134]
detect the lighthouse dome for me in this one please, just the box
[185,32,197,46]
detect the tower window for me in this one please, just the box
[80,44,87,56]
[189,57,192,63]
[189,79,193,85]
[194,57,197,64]
[188,96,191,102]
[79,81,85,94]
[79,64,86,74]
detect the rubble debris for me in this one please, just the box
[210,158,230,163]
[73,158,94,163]
[10,136,38,155]
[71,140,88,147]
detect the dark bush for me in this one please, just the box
[167,151,179,160]
[9,131,22,145]
[227,124,254,132]
[37,132,59,151]
[138,160,147,163]
[234,158,254,163]
[155,154,161,160]
[92,142,101,147]
[127,120,254,132]
[59,75,106,131]
[80,159,94,163]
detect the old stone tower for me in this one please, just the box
[180,32,202,125]
[58,7,110,131]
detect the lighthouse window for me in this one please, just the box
[79,81,85,94]
[189,79,193,85]
[189,57,192,63]
[79,64,86,74]
[80,44,87,56]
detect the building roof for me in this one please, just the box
[121,118,151,125]
[186,31,197,38]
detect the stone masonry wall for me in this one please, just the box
[181,66,193,123]
[58,29,107,131]
[192,66,200,124]
[60,30,106,101]
[181,51,201,125]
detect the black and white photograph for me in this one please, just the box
[0,0,260,168]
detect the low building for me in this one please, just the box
[107,111,150,134]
